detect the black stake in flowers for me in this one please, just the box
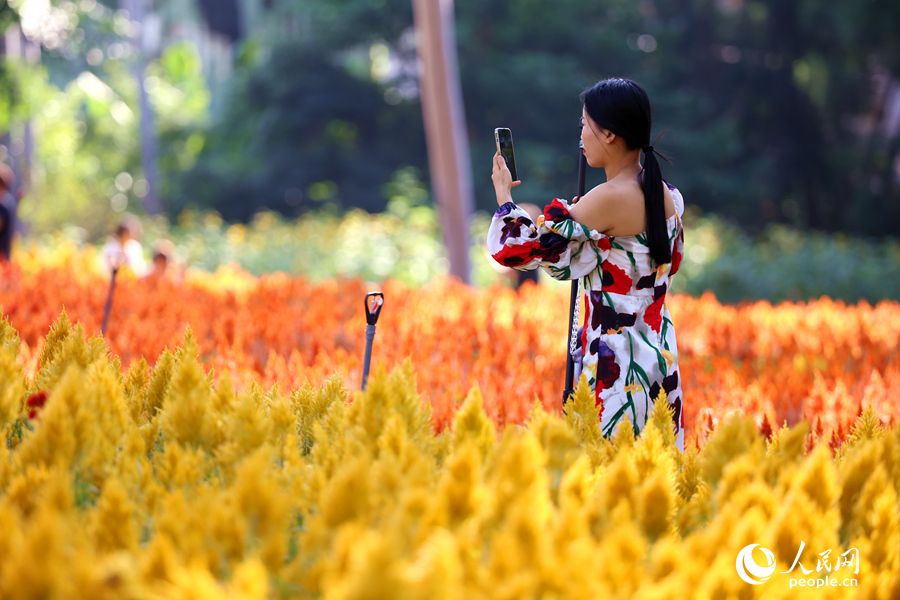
[101,252,125,336]
[361,291,384,391]
[563,130,589,407]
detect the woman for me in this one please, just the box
[102,216,148,277]
[487,77,686,452]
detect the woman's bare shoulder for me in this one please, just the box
[567,182,622,233]
[570,181,640,233]
[569,179,677,235]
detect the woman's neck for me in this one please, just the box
[603,151,642,183]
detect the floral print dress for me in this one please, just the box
[487,183,686,452]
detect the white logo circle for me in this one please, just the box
[736,544,777,585]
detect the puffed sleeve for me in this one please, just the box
[669,220,684,277]
[487,199,611,281]
[668,184,685,276]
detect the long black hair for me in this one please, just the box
[580,78,671,265]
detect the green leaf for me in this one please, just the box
[602,397,635,437]
[627,333,652,389]
[602,291,616,312]
[639,330,667,376]
[662,316,672,341]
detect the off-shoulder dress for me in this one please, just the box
[487,183,686,452]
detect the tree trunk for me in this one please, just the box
[122,0,162,215]
[2,25,26,193]
[412,0,474,284]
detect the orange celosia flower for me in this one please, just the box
[0,258,897,448]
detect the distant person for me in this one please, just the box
[103,215,147,277]
[0,164,17,262]
[0,201,9,264]
[143,239,183,284]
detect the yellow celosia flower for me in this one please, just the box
[230,446,291,570]
[836,404,885,461]
[13,366,82,471]
[633,415,676,480]
[91,477,139,553]
[264,384,295,443]
[140,534,179,584]
[609,413,636,457]
[853,483,899,574]
[452,386,496,460]
[0,345,24,430]
[638,467,676,539]
[527,400,581,496]
[422,440,483,530]
[160,351,216,450]
[214,388,271,470]
[124,358,149,423]
[647,392,677,456]
[675,444,702,502]
[4,464,53,516]
[400,529,464,600]
[0,312,20,354]
[36,309,74,372]
[0,506,75,599]
[229,559,269,600]
[701,413,761,488]
[594,449,639,519]
[564,375,610,467]
[796,444,840,514]
[595,516,648,597]
[0,312,897,599]
[140,348,177,419]
[73,551,146,600]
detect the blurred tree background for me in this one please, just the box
[1,0,899,291]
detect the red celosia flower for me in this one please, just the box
[27,391,48,420]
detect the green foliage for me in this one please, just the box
[165,0,900,238]
[6,2,211,237]
[40,202,891,302]
[16,60,143,236]
[670,209,900,303]
[170,39,425,220]
[136,171,499,287]
[150,42,211,191]
[5,0,900,259]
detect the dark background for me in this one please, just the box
[2,0,899,237]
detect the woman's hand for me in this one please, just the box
[492,153,521,206]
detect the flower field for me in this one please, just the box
[1,256,898,441]
[1,257,899,598]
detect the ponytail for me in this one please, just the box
[640,145,671,265]
[580,77,672,264]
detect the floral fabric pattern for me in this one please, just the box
[487,185,686,452]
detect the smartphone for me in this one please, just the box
[494,127,518,181]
